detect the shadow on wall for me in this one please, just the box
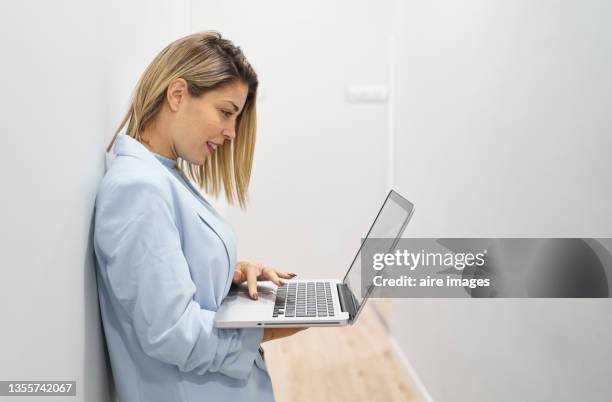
[83,210,115,401]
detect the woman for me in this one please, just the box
[93,31,304,402]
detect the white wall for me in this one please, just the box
[0,1,189,400]
[189,0,394,280]
[391,1,612,401]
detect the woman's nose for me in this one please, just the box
[222,127,236,140]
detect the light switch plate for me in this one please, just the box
[345,85,389,103]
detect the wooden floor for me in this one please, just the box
[262,300,423,402]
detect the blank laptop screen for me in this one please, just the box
[342,190,414,312]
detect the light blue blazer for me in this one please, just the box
[93,134,275,402]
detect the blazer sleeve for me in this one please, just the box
[93,176,264,381]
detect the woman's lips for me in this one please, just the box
[206,142,217,154]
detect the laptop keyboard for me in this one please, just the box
[273,282,335,318]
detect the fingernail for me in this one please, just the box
[290,273,297,277]
[253,293,258,300]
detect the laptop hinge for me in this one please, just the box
[337,283,358,321]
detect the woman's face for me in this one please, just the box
[170,79,249,165]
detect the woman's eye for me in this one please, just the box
[221,110,232,118]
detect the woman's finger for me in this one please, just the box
[276,271,297,280]
[232,269,244,284]
[266,270,284,287]
[246,266,259,300]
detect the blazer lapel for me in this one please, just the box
[178,174,237,294]
[110,134,237,293]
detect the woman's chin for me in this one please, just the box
[180,154,207,166]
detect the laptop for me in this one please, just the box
[214,190,415,328]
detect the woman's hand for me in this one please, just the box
[262,327,308,343]
[233,261,297,300]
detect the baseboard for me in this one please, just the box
[388,334,435,402]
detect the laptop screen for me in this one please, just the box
[342,190,414,316]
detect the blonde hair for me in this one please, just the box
[108,31,258,209]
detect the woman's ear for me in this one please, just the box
[166,78,188,112]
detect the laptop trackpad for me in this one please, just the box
[220,281,276,314]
